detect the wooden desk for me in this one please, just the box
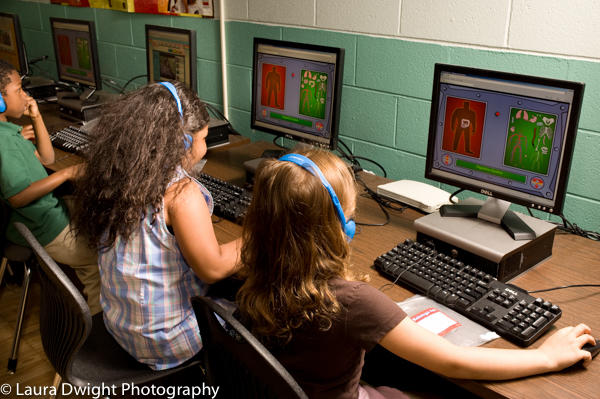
[33,107,600,398]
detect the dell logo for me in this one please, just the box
[481,189,493,196]
[505,288,518,296]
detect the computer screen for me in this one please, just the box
[425,64,584,235]
[251,38,344,150]
[145,25,197,91]
[50,18,101,90]
[0,12,27,76]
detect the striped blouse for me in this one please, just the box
[99,168,213,370]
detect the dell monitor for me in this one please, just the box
[0,12,28,76]
[251,38,344,150]
[145,25,197,91]
[425,63,584,240]
[50,18,102,99]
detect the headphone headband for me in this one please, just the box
[278,153,355,240]
[159,81,183,118]
[159,81,192,149]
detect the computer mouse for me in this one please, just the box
[582,338,600,359]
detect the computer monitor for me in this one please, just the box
[251,38,344,150]
[50,18,102,96]
[0,12,27,76]
[425,63,584,239]
[145,25,197,91]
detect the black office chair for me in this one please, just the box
[1,202,35,374]
[13,222,202,394]
[191,295,308,399]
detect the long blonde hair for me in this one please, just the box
[237,148,358,345]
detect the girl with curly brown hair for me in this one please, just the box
[72,82,241,370]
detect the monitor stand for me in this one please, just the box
[414,198,557,282]
[440,197,536,240]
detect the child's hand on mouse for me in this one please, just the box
[537,323,595,369]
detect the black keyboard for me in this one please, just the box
[50,125,89,154]
[196,173,252,224]
[374,239,561,347]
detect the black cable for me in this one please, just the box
[351,156,387,178]
[336,139,361,168]
[102,78,123,93]
[528,284,600,294]
[120,74,148,93]
[379,243,434,292]
[353,173,399,227]
[449,188,463,204]
[205,103,229,123]
[531,212,600,241]
[556,213,600,241]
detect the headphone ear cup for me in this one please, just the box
[344,219,356,241]
[0,93,6,113]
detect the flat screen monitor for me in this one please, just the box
[251,38,344,150]
[145,25,197,91]
[50,18,101,91]
[0,12,27,76]
[425,63,584,239]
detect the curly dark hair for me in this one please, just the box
[71,82,209,249]
[0,60,16,95]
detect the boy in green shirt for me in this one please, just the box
[0,60,100,314]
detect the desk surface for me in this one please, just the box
[34,105,600,399]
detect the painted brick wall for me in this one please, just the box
[2,0,599,232]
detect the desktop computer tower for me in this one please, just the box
[206,118,231,148]
[57,91,119,122]
[414,199,557,282]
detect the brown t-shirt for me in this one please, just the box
[269,278,407,399]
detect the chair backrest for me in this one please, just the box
[191,296,308,399]
[13,222,92,381]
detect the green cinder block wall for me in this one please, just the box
[3,1,599,232]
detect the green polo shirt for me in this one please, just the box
[0,121,69,247]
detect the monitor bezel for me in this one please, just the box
[425,63,585,215]
[250,37,344,151]
[0,12,28,76]
[145,24,197,92]
[49,17,102,90]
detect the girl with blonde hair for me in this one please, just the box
[237,148,595,399]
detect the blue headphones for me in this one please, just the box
[159,81,192,149]
[0,92,6,113]
[279,153,355,241]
